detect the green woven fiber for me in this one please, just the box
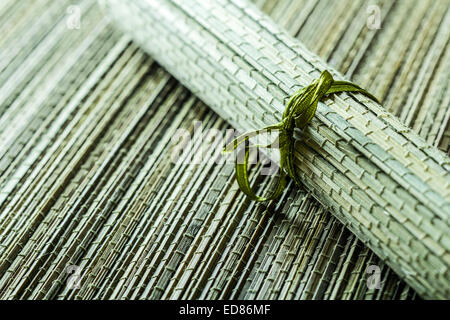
[101,0,450,298]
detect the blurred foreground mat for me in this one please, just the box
[0,0,448,299]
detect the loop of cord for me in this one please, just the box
[224,70,378,202]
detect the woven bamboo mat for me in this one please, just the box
[0,0,448,299]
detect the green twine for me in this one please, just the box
[223,70,378,202]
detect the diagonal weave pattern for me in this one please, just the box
[0,0,448,299]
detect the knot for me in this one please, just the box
[224,70,378,202]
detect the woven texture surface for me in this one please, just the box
[102,0,450,299]
[0,0,448,299]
